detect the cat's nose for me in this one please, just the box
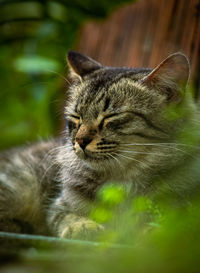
[76,137,92,150]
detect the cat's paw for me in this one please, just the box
[60,219,104,239]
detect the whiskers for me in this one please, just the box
[100,139,199,170]
[118,149,170,157]
[46,69,71,85]
[89,148,151,170]
[112,152,152,169]
[120,141,198,157]
[40,142,74,182]
[106,152,122,167]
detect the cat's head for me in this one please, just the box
[65,51,192,173]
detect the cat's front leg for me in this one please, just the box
[48,190,104,239]
[56,213,104,239]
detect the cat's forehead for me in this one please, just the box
[68,67,159,119]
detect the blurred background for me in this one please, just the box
[0,0,200,150]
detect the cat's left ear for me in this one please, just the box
[67,51,102,78]
[141,53,190,102]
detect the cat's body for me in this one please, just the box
[0,51,199,238]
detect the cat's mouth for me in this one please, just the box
[74,146,115,162]
[74,140,119,161]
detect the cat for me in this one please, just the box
[0,51,199,238]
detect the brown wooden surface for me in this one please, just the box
[77,0,200,97]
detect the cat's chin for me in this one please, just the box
[76,152,112,171]
[79,154,108,162]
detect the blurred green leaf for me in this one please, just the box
[14,56,61,74]
[90,207,112,223]
[132,196,153,213]
[97,184,126,206]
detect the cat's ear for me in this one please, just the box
[141,53,190,102]
[67,51,102,78]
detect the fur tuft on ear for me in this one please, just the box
[67,51,102,78]
[141,53,190,102]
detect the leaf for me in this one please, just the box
[14,56,61,74]
[98,184,126,206]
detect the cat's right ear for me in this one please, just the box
[67,51,102,79]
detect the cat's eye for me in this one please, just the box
[68,114,80,120]
[98,113,119,130]
[99,113,131,130]
[67,114,80,131]
[67,120,77,132]
[105,118,131,130]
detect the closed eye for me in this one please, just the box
[105,117,131,130]
[98,111,166,135]
[68,114,80,120]
[67,114,80,131]
[67,119,77,131]
[98,112,131,130]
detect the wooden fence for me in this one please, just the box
[77,0,200,97]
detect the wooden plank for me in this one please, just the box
[77,0,200,97]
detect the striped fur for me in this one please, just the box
[0,52,199,238]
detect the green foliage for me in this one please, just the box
[3,183,200,273]
[0,0,133,149]
[90,184,126,223]
[97,183,126,206]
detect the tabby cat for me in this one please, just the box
[0,51,199,238]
